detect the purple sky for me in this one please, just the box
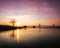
[0,0,60,26]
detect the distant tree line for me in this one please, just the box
[0,25,17,31]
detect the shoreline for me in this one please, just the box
[0,25,60,32]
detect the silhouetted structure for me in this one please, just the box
[53,24,55,28]
[23,26,27,28]
[11,19,16,27]
[39,24,41,28]
[33,26,35,28]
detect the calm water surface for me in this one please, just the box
[0,28,60,47]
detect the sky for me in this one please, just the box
[0,0,60,26]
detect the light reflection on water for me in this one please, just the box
[0,28,60,44]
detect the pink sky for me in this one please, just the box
[0,0,60,26]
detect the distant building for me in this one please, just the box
[39,24,41,28]
[53,24,55,28]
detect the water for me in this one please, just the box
[0,28,60,48]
